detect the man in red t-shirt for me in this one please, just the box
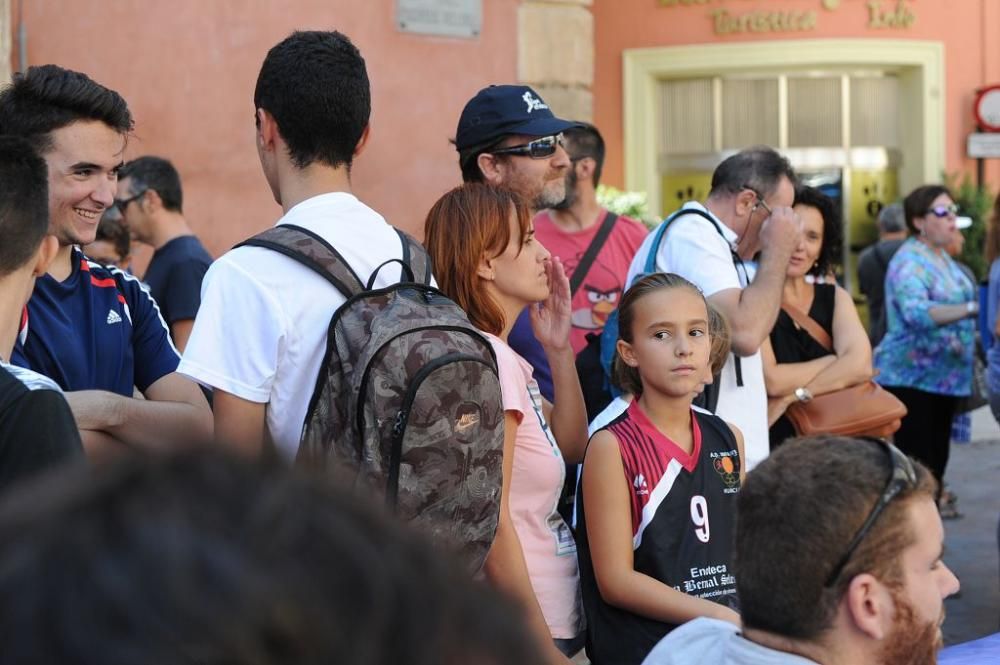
[534,123,648,355]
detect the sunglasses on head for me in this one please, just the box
[490,134,562,160]
[823,440,918,588]
[927,203,959,218]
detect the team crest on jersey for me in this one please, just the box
[633,473,649,495]
[712,451,740,492]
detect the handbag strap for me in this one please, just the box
[781,301,834,353]
[570,212,618,296]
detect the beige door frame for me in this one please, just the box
[623,39,945,217]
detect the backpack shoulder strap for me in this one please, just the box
[235,224,365,299]
[570,212,618,296]
[643,207,726,275]
[395,228,433,285]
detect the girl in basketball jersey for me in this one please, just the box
[424,183,589,664]
[577,272,746,665]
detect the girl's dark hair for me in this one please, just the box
[611,273,730,396]
[902,184,952,234]
[792,185,843,277]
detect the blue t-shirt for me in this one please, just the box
[143,235,213,325]
[508,309,554,401]
[12,247,180,396]
[987,259,1000,394]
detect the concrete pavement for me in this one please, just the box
[942,406,1000,646]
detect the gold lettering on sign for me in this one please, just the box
[711,9,818,35]
[655,0,918,34]
[658,0,719,6]
[867,0,916,29]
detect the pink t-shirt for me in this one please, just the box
[533,210,649,354]
[485,332,582,639]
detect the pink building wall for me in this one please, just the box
[592,0,1000,193]
[17,0,519,268]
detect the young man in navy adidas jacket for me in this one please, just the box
[0,66,212,456]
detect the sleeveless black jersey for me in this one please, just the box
[576,402,741,665]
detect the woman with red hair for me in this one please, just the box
[425,183,588,662]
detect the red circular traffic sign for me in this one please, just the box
[974,85,1000,132]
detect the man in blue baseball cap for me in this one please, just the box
[455,84,578,212]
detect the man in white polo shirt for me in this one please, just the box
[179,30,409,459]
[625,147,801,470]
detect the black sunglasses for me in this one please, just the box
[114,189,147,212]
[927,203,959,218]
[823,441,917,587]
[490,134,562,160]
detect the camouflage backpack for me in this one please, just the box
[238,224,504,572]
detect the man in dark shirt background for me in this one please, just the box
[0,136,83,489]
[117,156,212,352]
[857,202,907,346]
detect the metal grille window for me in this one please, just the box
[851,76,900,148]
[788,77,843,147]
[721,78,780,150]
[657,72,899,154]
[658,78,715,155]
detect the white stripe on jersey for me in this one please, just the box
[1,360,62,393]
[633,457,684,550]
[84,257,180,359]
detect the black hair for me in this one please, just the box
[119,156,183,213]
[709,146,797,200]
[94,209,131,261]
[793,185,843,277]
[0,137,49,277]
[0,450,542,665]
[456,136,501,184]
[563,122,605,186]
[903,185,952,235]
[0,64,133,154]
[253,30,371,171]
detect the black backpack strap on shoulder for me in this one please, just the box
[570,212,618,297]
[235,224,365,299]
[395,228,433,285]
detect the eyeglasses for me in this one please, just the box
[927,203,959,218]
[490,134,562,160]
[743,186,772,218]
[114,189,147,212]
[823,441,918,587]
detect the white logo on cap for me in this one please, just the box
[522,91,549,113]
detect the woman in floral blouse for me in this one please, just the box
[874,184,977,491]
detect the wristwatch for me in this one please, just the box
[794,387,813,403]
[967,301,978,317]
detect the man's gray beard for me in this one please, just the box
[549,167,577,211]
[535,185,568,212]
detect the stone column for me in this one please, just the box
[0,0,10,83]
[518,0,593,122]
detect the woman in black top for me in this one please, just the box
[763,186,872,448]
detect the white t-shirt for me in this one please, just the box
[625,202,769,470]
[179,192,409,460]
[642,618,819,665]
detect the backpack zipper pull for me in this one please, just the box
[392,409,407,437]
